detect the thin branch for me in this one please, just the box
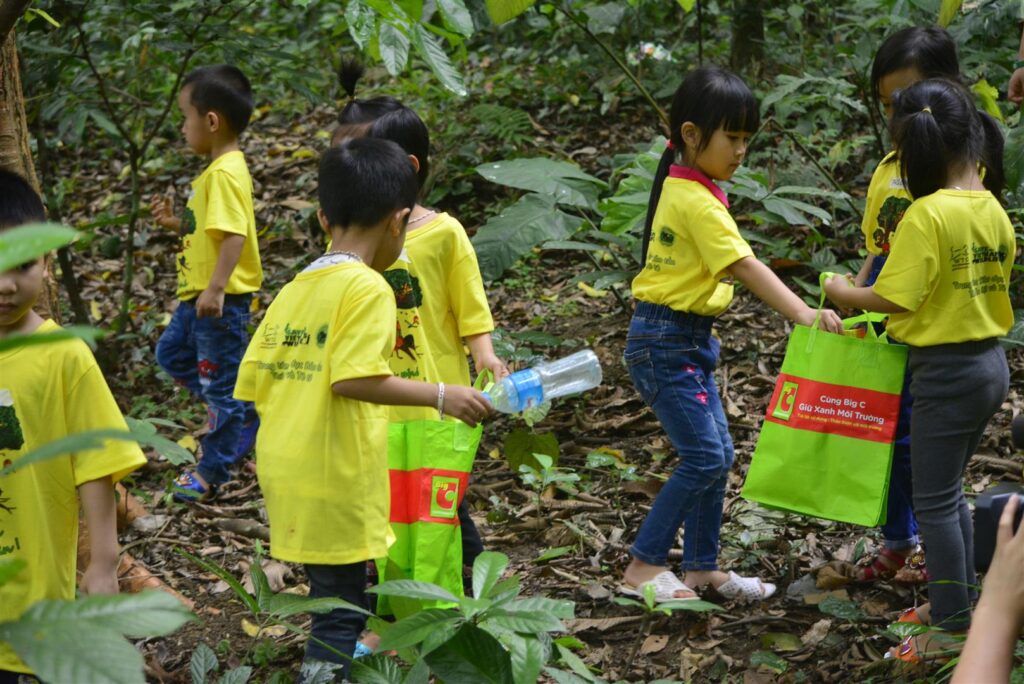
[69,12,136,154]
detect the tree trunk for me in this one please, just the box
[730,0,765,76]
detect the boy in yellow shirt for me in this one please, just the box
[151,65,262,501]
[234,138,489,680]
[0,170,147,680]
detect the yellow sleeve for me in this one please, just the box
[65,356,147,486]
[872,213,938,312]
[447,230,494,337]
[329,279,396,384]
[203,169,250,237]
[693,204,754,275]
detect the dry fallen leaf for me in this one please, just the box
[640,634,669,655]
[800,619,831,646]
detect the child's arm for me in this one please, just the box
[333,376,491,427]
[465,333,510,380]
[78,476,120,595]
[853,253,876,287]
[823,276,907,314]
[150,194,182,232]
[727,256,844,333]
[196,232,246,319]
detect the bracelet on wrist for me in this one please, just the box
[436,382,446,419]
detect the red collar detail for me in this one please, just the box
[668,164,729,208]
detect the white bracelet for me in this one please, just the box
[436,382,445,419]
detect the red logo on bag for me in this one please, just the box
[764,374,900,443]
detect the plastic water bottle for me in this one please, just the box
[485,350,603,414]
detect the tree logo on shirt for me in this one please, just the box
[0,390,23,452]
[658,227,676,247]
[180,206,197,236]
[383,269,423,310]
[316,324,328,349]
[872,196,912,255]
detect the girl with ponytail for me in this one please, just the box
[621,66,842,604]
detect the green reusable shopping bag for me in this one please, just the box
[376,373,488,618]
[741,280,908,527]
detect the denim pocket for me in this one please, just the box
[624,346,659,406]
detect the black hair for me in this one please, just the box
[642,66,759,263]
[890,78,1004,200]
[182,65,253,135]
[332,59,403,145]
[318,138,418,229]
[368,107,430,188]
[871,26,960,105]
[0,168,46,229]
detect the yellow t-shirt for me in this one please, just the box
[631,170,754,315]
[234,262,395,565]
[403,213,494,387]
[176,150,263,300]
[0,320,147,674]
[873,190,1014,346]
[861,152,913,256]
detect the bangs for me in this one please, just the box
[719,91,760,133]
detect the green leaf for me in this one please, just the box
[818,596,865,621]
[938,0,962,26]
[0,326,105,354]
[886,621,930,640]
[471,194,581,281]
[504,597,574,620]
[376,608,462,651]
[0,591,193,684]
[484,0,537,24]
[125,417,194,466]
[423,623,515,684]
[972,79,1003,122]
[556,643,597,682]
[656,598,721,613]
[1005,125,1024,193]
[411,24,467,96]
[26,7,61,27]
[472,551,510,599]
[378,22,411,75]
[218,666,253,684]
[503,428,560,473]
[191,642,219,684]
[476,158,606,209]
[750,649,789,673]
[89,110,122,139]
[0,559,26,588]
[265,593,373,620]
[177,548,259,614]
[499,633,546,684]
[485,609,565,633]
[0,427,146,476]
[350,654,406,683]
[761,632,802,652]
[534,546,574,563]
[584,3,625,34]
[676,0,697,10]
[437,0,474,37]
[368,579,459,604]
[0,223,78,272]
[346,0,378,50]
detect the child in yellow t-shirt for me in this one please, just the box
[620,66,842,605]
[847,26,961,585]
[151,65,263,501]
[234,139,490,681]
[0,170,147,679]
[825,79,1012,660]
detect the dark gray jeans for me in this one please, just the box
[908,339,1009,631]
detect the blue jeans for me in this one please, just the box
[304,562,368,678]
[868,255,918,549]
[624,302,733,572]
[155,294,255,486]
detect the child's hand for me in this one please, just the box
[979,496,1024,620]
[823,273,854,303]
[150,194,182,231]
[794,306,843,334]
[477,353,510,380]
[195,287,225,318]
[80,558,119,595]
[443,385,492,427]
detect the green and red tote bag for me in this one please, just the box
[741,307,908,527]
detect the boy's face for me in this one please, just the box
[178,85,214,155]
[0,256,45,335]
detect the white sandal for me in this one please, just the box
[712,571,776,602]
[618,570,697,603]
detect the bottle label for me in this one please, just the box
[510,369,544,410]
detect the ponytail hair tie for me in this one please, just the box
[921,106,932,114]
[666,140,676,150]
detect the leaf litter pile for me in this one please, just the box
[48,102,1024,683]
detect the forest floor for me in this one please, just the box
[51,100,1024,684]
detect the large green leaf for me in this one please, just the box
[472,551,510,600]
[0,427,152,476]
[476,158,606,209]
[368,579,460,604]
[938,0,962,26]
[0,326,105,354]
[437,0,474,37]
[0,223,78,272]
[423,623,514,684]
[484,609,565,633]
[411,24,467,96]
[472,194,582,281]
[504,596,574,620]
[265,592,373,619]
[190,642,218,684]
[378,21,411,75]
[502,633,547,684]
[177,548,259,614]
[1004,124,1024,193]
[972,78,1003,122]
[484,0,537,24]
[376,608,462,651]
[125,417,194,466]
[0,591,193,684]
[346,0,377,49]
[503,428,560,474]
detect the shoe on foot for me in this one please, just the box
[172,471,217,503]
[618,570,697,603]
[709,571,776,603]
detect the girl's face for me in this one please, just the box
[683,124,750,181]
[879,66,923,119]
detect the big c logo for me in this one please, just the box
[771,381,799,421]
[430,476,460,519]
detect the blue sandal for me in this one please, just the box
[172,471,217,503]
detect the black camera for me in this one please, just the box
[975,487,1024,572]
